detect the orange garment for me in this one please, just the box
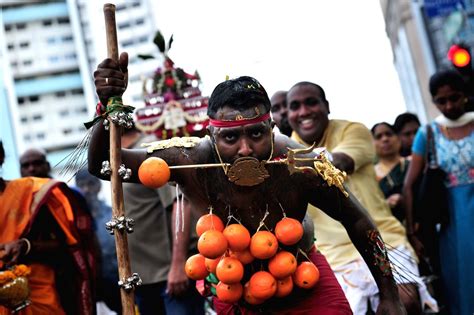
[0,177,79,315]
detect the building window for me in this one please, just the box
[71,89,83,95]
[139,36,148,43]
[20,116,28,123]
[29,95,39,102]
[63,128,72,135]
[65,53,76,60]
[23,60,32,66]
[18,97,25,104]
[48,56,59,63]
[24,135,31,141]
[59,110,69,117]
[62,35,73,42]
[37,133,45,140]
[57,17,70,24]
[132,1,141,7]
[47,37,56,44]
[116,4,126,11]
[16,23,26,30]
[7,43,14,50]
[77,107,87,113]
[136,18,145,25]
[11,61,18,68]
[118,22,131,30]
[42,20,53,26]
[19,42,29,48]
[5,25,12,31]
[32,114,42,121]
[56,91,66,97]
[122,39,134,47]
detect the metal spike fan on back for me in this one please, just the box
[53,127,93,183]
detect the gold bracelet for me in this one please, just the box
[20,238,31,255]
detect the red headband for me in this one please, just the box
[209,113,271,128]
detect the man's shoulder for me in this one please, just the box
[330,119,368,131]
[142,136,213,163]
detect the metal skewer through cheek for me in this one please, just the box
[167,143,322,173]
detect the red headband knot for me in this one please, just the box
[209,112,271,128]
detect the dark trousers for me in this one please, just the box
[135,281,205,315]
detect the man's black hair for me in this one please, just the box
[290,82,328,102]
[429,69,466,97]
[393,113,420,134]
[371,122,395,135]
[207,76,271,118]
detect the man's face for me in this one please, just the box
[287,85,329,144]
[20,151,50,178]
[209,105,273,163]
[398,121,419,154]
[270,92,292,136]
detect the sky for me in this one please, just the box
[150,1,407,129]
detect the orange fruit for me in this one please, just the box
[216,281,243,303]
[293,261,320,289]
[205,257,223,274]
[197,230,228,259]
[250,231,278,260]
[274,217,304,246]
[216,257,244,284]
[196,214,225,237]
[275,276,293,298]
[243,281,265,305]
[229,249,255,265]
[138,157,170,188]
[223,224,251,252]
[184,254,209,280]
[268,251,297,279]
[248,271,277,300]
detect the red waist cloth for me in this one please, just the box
[212,249,352,315]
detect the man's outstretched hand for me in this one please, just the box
[94,52,129,105]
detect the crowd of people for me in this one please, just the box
[1,50,473,315]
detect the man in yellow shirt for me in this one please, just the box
[287,82,437,314]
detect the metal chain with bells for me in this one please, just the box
[118,273,142,292]
[105,216,135,234]
[100,160,111,176]
[118,164,132,181]
[110,112,134,129]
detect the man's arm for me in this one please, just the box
[88,54,204,184]
[306,183,405,314]
[330,122,375,174]
[0,239,61,267]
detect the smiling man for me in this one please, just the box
[88,54,407,314]
[288,81,438,314]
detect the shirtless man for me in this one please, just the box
[88,53,405,314]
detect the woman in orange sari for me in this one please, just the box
[0,141,97,315]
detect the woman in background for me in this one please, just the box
[372,122,408,223]
[403,69,474,314]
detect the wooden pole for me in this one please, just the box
[103,4,135,314]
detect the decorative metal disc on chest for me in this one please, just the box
[227,157,270,186]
